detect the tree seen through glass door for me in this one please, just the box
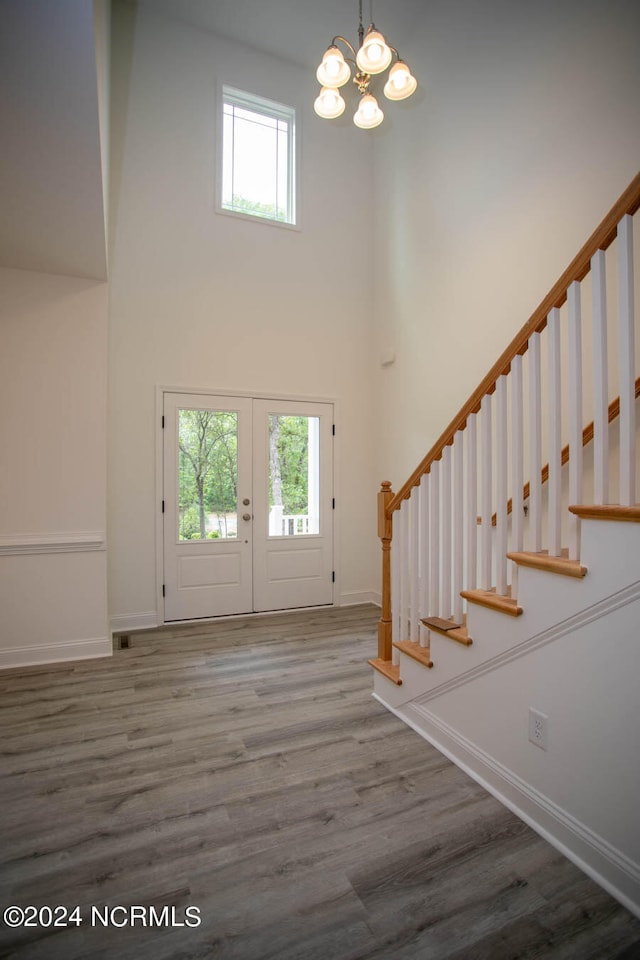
[178,409,238,540]
[268,415,320,536]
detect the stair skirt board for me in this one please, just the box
[374,694,640,921]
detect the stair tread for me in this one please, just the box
[393,641,434,668]
[421,617,473,646]
[461,587,523,617]
[422,616,462,631]
[569,504,640,523]
[507,550,587,579]
[368,658,402,685]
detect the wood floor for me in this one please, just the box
[1,605,639,960]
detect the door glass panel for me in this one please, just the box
[268,415,320,537]
[178,409,238,540]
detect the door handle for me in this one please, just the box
[242,513,252,522]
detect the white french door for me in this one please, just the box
[162,393,334,621]
[252,399,334,612]
[163,394,253,620]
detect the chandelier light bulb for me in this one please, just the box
[314,86,346,119]
[356,28,392,75]
[353,93,384,129]
[383,60,418,101]
[316,46,351,87]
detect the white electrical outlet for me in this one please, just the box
[528,708,548,750]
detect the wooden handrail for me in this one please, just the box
[388,172,640,514]
[480,377,640,526]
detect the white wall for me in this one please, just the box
[108,2,380,626]
[0,0,108,280]
[94,0,112,262]
[373,0,640,488]
[0,267,109,665]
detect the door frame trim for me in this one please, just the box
[155,385,340,625]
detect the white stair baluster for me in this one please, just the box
[591,250,609,505]
[547,308,562,557]
[511,354,524,599]
[495,375,508,595]
[618,214,636,506]
[453,430,464,623]
[392,502,404,662]
[399,500,409,649]
[466,413,478,593]
[391,506,400,646]
[528,332,543,552]
[419,475,430,647]
[429,461,440,621]
[568,281,583,559]
[441,445,452,619]
[480,394,493,590]
[409,492,420,641]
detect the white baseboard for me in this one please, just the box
[110,611,159,633]
[338,590,380,607]
[375,694,640,920]
[112,602,378,632]
[0,637,112,669]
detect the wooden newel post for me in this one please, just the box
[377,481,394,661]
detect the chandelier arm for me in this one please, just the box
[331,35,358,59]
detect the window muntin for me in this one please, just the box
[221,87,296,226]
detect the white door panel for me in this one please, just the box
[177,553,242,589]
[267,547,324,581]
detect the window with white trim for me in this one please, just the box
[221,86,297,226]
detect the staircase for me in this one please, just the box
[370,174,640,917]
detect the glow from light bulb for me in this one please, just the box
[314,86,346,119]
[353,93,383,129]
[356,29,392,74]
[392,65,409,88]
[383,60,417,101]
[367,41,383,63]
[325,54,341,77]
[316,46,351,87]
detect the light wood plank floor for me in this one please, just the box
[1,605,639,959]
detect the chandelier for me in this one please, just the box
[314,0,417,129]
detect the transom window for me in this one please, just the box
[221,86,297,226]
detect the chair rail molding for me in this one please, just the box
[0,532,106,556]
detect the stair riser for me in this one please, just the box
[579,517,640,591]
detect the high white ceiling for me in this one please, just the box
[0,0,422,282]
[140,0,424,69]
